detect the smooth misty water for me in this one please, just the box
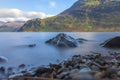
[0,32,120,67]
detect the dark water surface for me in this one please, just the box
[0,32,120,67]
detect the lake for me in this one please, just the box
[0,32,120,67]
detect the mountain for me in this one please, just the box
[18,0,120,32]
[0,21,25,32]
[18,18,41,31]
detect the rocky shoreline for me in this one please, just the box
[0,33,120,80]
[0,52,120,80]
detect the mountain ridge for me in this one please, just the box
[18,0,120,32]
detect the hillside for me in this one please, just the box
[18,0,120,32]
[0,21,25,32]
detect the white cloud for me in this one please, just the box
[0,8,54,22]
[50,1,56,7]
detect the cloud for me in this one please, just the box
[0,8,54,22]
[50,1,56,7]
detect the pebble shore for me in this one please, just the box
[1,52,120,80]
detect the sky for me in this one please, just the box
[0,0,77,22]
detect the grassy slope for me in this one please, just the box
[20,0,120,32]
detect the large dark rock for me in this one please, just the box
[101,36,120,48]
[45,33,79,48]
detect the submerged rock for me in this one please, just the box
[15,44,36,48]
[7,67,14,76]
[9,73,23,78]
[28,44,36,47]
[76,38,88,43]
[101,36,120,48]
[18,64,26,69]
[0,56,8,64]
[45,33,86,48]
[0,67,5,73]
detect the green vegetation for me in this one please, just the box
[86,0,100,6]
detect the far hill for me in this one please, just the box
[18,0,120,32]
[0,21,25,32]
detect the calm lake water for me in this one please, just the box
[0,32,120,67]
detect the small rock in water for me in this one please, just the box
[0,56,8,64]
[7,67,14,76]
[28,44,36,47]
[0,67,5,73]
[76,38,88,43]
[23,71,34,76]
[9,73,23,78]
[18,64,26,69]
